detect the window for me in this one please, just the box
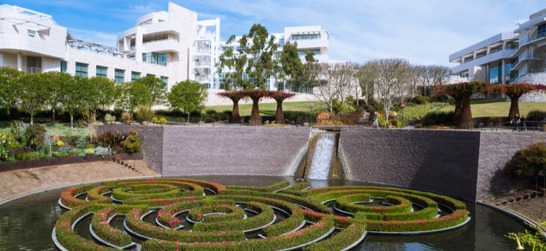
[292,34,321,40]
[279,38,284,47]
[489,64,499,84]
[142,52,168,66]
[131,71,140,81]
[160,76,168,86]
[96,66,107,78]
[538,23,546,39]
[115,69,125,83]
[27,29,36,37]
[505,63,512,82]
[60,61,67,73]
[75,63,88,78]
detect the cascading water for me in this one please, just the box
[307,133,335,180]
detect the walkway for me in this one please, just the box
[0,160,159,203]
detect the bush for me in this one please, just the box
[135,105,154,123]
[103,114,116,124]
[430,94,453,103]
[526,110,546,122]
[505,142,546,178]
[95,131,124,152]
[0,132,17,161]
[411,95,430,105]
[24,123,46,151]
[421,111,454,126]
[121,112,132,125]
[122,130,141,154]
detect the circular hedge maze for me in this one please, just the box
[52,178,470,251]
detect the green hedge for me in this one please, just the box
[303,223,366,251]
[91,208,132,247]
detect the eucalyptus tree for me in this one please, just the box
[18,73,49,124]
[167,80,208,123]
[0,67,24,119]
[279,41,302,91]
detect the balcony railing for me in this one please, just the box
[27,67,41,73]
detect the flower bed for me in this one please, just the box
[90,208,132,247]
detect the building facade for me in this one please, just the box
[0,3,329,105]
[450,8,546,86]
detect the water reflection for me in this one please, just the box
[0,176,526,251]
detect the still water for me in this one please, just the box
[0,176,526,251]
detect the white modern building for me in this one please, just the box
[449,8,546,86]
[0,3,330,105]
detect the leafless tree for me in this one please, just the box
[313,62,357,113]
[356,63,376,105]
[365,58,412,122]
[412,65,451,96]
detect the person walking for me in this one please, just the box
[372,111,379,128]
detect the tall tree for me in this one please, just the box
[313,62,357,114]
[217,35,247,122]
[42,71,71,121]
[18,73,48,124]
[365,58,412,122]
[290,51,319,93]
[279,41,302,91]
[117,81,151,117]
[167,80,208,123]
[0,67,24,118]
[133,75,167,106]
[61,76,87,128]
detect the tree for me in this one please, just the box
[0,67,24,119]
[412,65,451,96]
[269,91,296,124]
[61,76,88,128]
[216,90,246,123]
[168,80,208,123]
[289,51,318,93]
[133,75,167,106]
[242,89,269,126]
[356,63,375,105]
[85,77,118,112]
[279,41,302,91]
[42,71,72,121]
[217,35,248,90]
[117,81,150,117]
[18,73,48,124]
[312,62,357,115]
[436,81,486,128]
[365,59,412,123]
[504,83,538,119]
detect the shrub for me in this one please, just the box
[121,112,132,125]
[135,105,154,122]
[411,95,430,105]
[421,111,454,126]
[158,117,167,125]
[0,132,17,161]
[430,94,453,103]
[104,113,116,124]
[75,135,88,149]
[10,120,26,142]
[505,142,546,178]
[94,146,110,156]
[24,123,46,151]
[122,130,141,154]
[526,110,546,122]
[95,131,124,152]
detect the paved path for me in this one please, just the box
[0,160,159,203]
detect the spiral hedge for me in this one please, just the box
[53,178,469,250]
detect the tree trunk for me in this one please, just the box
[187,110,190,123]
[70,114,74,129]
[249,96,262,126]
[230,97,241,123]
[508,94,521,119]
[459,95,474,128]
[453,97,463,125]
[30,114,34,125]
[6,108,10,119]
[275,99,285,124]
[52,108,56,121]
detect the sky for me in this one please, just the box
[5,0,546,66]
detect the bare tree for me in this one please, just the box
[313,62,356,113]
[412,65,451,96]
[356,63,376,105]
[366,58,412,123]
[429,65,451,88]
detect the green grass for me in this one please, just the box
[206,101,326,116]
[398,103,449,121]
[440,100,546,118]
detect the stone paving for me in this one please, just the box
[0,160,159,203]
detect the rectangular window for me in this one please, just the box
[60,61,67,73]
[151,53,167,66]
[292,34,320,40]
[131,71,140,81]
[27,29,36,37]
[538,24,546,39]
[489,64,499,84]
[160,76,168,85]
[114,69,125,83]
[75,62,88,78]
[96,66,107,78]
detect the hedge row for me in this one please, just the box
[302,223,366,251]
[91,208,132,247]
[226,180,291,193]
[193,202,275,232]
[222,189,330,213]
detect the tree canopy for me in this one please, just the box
[168,80,208,123]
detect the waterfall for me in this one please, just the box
[307,133,335,180]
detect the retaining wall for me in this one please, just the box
[161,126,311,176]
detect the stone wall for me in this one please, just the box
[161,126,310,176]
[339,128,481,201]
[476,131,546,201]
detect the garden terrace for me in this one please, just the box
[53,177,469,250]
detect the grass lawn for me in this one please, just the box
[206,101,327,116]
[440,100,546,118]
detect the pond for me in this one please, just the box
[0,176,526,250]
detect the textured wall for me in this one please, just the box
[339,128,481,201]
[477,131,546,201]
[98,125,164,173]
[162,126,310,176]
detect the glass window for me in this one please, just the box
[115,69,124,83]
[505,63,512,82]
[131,71,140,81]
[489,64,499,84]
[538,23,546,39]
[292,34,321,40]
[160,76,168,86]
[60,61,67,73]
[75,62,88,78]
[96,66,107,78]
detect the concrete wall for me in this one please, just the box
[161,126,310,176]
[339,128,481,201]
